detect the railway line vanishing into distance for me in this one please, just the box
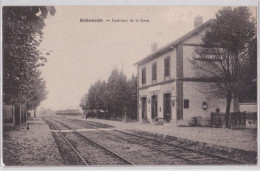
[44,118,134,165]
[44,116,253,166]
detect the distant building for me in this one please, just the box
[56,109,81,116]
[134,17,238,125]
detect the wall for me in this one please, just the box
[138,82,176,122]
[138,78,230,123]
[183,82,231,121]
[239,103,257,113]
[182,31,204,78]
[137,47,177,123]
[180,30,234,121]
[138,49,176,88]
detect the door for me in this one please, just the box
[14,105,20,126]
[164,93,171,122]
[151,95,158,119]
[141,97,147,119]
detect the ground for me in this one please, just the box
[2,117,63,166]
[2,116,257,166]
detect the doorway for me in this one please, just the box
[164,93,171,122]
[151,95,158,120]
[141,97,147,119]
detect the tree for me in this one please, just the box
[80,93,89,112]
[87,84,97,112]
[27,78,48,117]
[125,74,137,120]
[3,7,55,105]
[94,80,107,112]
[106,68,120,118]
[190,7,256,127]
[80,67,138,121]
[91,80,107,118]
[106,68,128,119]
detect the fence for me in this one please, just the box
[211,112,246,129]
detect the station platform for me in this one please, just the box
[2,117,63,166]
[68,116,257,153]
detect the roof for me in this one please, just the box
[134,19,213,66]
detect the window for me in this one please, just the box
[164,57,170,77]
[184,99,189,109]
[142,67,146,84]
[152,62,157,81]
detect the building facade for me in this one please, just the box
[135,18,237,126]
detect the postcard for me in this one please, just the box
[1,2,258,168]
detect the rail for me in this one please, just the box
[50,118,134,165]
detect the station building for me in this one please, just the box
[134,17,238,126]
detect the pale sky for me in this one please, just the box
[38,6,255,111]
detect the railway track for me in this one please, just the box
[49,117,196,165]
[62,117,112,128]
[45,119,89,165]
[47,118,134,166]
[103,130,251,165]
[60,117,252,165]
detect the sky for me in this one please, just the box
[38,6,255,111]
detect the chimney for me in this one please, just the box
[194,15,203,28]
[151,42,157,52]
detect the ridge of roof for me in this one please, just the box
[134,19,213,66]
